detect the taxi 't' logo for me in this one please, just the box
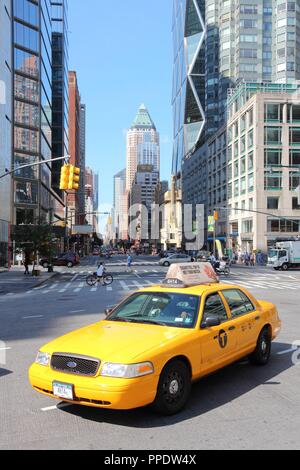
[218,330,228,349]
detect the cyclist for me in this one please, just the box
[97,262,105,283]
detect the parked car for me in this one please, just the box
[159,254,192,267]
[40,253,79,269]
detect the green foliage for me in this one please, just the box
[12,221,56,260]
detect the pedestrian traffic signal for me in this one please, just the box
[60,164,71,190]
[68,165,81,190]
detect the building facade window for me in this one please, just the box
[267,197,279,210]
[265,127,282,145]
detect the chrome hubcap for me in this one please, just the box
[261,339,267,353]
[169,379,179,395]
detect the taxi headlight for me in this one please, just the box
[100,362,154,378]
[35,351,51,367]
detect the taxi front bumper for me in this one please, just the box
[29,363,159,410]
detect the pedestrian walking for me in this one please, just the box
[23,251,30,275]
[127,254,133,272]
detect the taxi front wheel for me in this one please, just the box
[250,327,272,366]
[152,360,191,416]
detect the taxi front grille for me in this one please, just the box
[51,353,100,377]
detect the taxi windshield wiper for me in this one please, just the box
[109,317,133,323]
[130,318,167,326]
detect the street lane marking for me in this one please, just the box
[106,286,113,291]
[74,282,84,293]
[50,283,58,290]
[277,347,298,355]
[0,347,11,351]
[23,315,43,319]
[41,403,72,412]
[70,309,86,314]
[120,281,129,291]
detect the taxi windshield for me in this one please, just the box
[107,292,200,329]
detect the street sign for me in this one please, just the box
[72,225,93,235]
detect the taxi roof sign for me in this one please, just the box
[162,262,219,288]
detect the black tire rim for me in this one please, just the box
[162,370,185,406]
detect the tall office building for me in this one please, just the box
[173,0,300,177]
[68,70,81,224]
[0,0,12,269]
[113,169,127,240]
[126,104,160,191]
[79,103,86,217]
[51,0,69,211]
[172,0,205,177]
[12,0,65,227]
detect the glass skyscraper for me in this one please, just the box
[12,0,66,228]
[51,0,69,211]
[0,0,12,269]
[173,0,300,178]
[172,0,205,177]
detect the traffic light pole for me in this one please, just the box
[0,155,69,180]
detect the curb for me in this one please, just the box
[33,272,61,288]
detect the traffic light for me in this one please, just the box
[214,211,219,222]
[68,165,81,190]
[60,164,70,190]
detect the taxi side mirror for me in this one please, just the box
[104,308,113,317]
[202,317,222,328]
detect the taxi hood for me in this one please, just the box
[41,321,191,363]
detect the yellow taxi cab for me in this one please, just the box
[29,263,281,415]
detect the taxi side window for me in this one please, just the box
[202,293,228,325]
[222,289,255,318]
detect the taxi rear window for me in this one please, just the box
[108,292,200,328]
[222,289,255,318]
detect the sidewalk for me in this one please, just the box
[0,267,59,294]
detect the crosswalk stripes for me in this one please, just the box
[2,271,299,300]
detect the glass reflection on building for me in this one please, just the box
[172,0,206,177]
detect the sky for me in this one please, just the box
[68,0,174,207]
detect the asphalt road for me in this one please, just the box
[0,261,300,450]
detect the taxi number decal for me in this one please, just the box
[218,330,228,349]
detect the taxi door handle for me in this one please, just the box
[228,326,236,331]
[255,316,260,321]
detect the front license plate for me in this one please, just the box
[53,382,74,400]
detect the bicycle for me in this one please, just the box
[86,272,114,287]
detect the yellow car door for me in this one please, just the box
[199,292,239,374]
[221,288,262,352]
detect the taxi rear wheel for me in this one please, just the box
[152,360,191,415]
[250,327,272,366]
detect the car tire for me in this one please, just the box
[152,360,191,416]
[42,262,49,269]
[67,262,73,268]
[250,327,272,366]
[163,262,170,267]
[282,263,289,271]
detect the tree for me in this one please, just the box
[12,222,56,267]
